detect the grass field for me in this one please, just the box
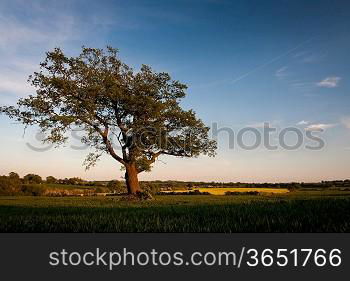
[0,190,349,232]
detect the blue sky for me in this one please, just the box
[0,0,349,182]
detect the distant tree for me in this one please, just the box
[23,174,42,184]
[0,176,21,195]
[59,178,69,185]
[67,177,85,185]
[9,172,20,180]
[46,176,57,184]
[0,46,216,195]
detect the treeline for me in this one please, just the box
[0,172,45,196]
[0,172,162,196]
[0,172,128,196]
[139,180,350,191]
[1,172,350,196]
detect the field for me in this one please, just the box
[0,189,349,232]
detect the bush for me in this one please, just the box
[0,176,22,195]
[107,180,126,193]
[141,183,160,195]
[21,184,46,196]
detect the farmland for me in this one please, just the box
[0,189,349,232]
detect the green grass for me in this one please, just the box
[0,191,349,232]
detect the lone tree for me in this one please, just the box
[0,47,216,195]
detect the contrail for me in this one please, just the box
[229,37,315,84]
[193,36,315,88]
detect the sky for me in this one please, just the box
[0,0,349,182]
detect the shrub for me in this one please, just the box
[0,176,22,195]
[107,180,126,193]
[21,184,46,196]
[141,183,160,195]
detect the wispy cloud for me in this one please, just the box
[293,51,307,58]
[0,2,113,100]
[290,80,315,93]
[302,53,326,63]
[0,11,79,100]
[293,50,326,63]
[316,77,341,88]
[228,37,313,85]
[297,120,309,125]
[305,123,337,131]
[193,37,314,89]
[275,66,288,78]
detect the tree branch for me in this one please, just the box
[84,120,126,165]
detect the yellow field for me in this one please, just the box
[165,188,289,195]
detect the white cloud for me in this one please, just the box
[0,13,78,54]
[0,12,79,100]
[305,123,337,131]
[297,120,309,125]
[316,77,341,88]
[0,1,107,101]
[341,117,350,129]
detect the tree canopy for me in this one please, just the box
[0,46,216,194]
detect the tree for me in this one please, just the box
[67,177,85,185]
[23,174,42,184]
[9,172,20,180]
[0,47,216,195]
[46,176,57,184]
[0,174,22,195]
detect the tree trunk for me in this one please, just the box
[125,163,141,195]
